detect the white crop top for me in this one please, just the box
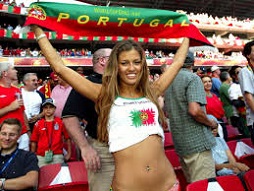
[108,96,164,153]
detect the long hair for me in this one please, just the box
[96,40,165,142]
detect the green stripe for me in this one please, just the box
[148,38,154,43]
[30,2,190,24]
[105,36,112,41]
[22,33,27,39]
[6,30,12,38]
[80,36,88,40]
[138,37,144,42]
[93,36,99,41]
[51,32,57,39]
[8,6,13,13]
[117,36,123,41]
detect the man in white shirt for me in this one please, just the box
[239,40,254,145]
[21,73,44,131]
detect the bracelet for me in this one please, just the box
[0,178,5,191]
[36,34,46,41]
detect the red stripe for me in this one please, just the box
[12,32,19,39]
[0,29,4,36]
[13,6,21,14]
[27,32,34,39]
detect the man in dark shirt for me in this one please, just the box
[0,118,39,191]
[62,48,113,191]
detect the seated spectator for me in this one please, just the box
[30,98,71,167]
[211,125,250,176]
[0,118,39,190]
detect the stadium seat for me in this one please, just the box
[164,131,174,149]
[243,169,254,190]
[227,138,254,168]
[165,149,187,191]
[227,138,254,157]
[186,175,246,191]
[241,137,254,147]
[239,154,254,169]
[227,139,239,158]
[165,149,180,169]
[38,161,89,191]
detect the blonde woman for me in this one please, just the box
[32,25,189,191]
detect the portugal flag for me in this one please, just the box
[24,2,211,46]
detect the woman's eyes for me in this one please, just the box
[120,61,141,65]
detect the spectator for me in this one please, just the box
[0,118,39,191]
[219,71,234,123]
[75,66,84,76]
[201,75,228,141]
[3,47,10,56]
[239,40,254,145]
[38,72,58,98]
[0,61,30,151]
[228,66,248,136]
[31,48,39,57]
[7,24,13,31]
[51,75,72,118]
[195,66,207,77]
[211,124,249,176]
[210,65,222,97]
[30,98,71,167]
[164,51,217,183]
[21,73,45,132]
[62,48,113,191]
[160,63,168,74]
[0,45,3,56]
[33,25,190,191]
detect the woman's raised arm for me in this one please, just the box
[152,38,190,97]
[32,25,101,102]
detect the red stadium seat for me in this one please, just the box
[186,175,245,191]
[239,154,254,169]
[38,161,89,191]
[226,139,239,159]
[227,138,254,168]
[164,131,174,149]
[243,169,254,190]
[165,149,180,169]
[241,137,254,147]
[165,149,187,191]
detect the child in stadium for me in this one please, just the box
[30,98,71,167]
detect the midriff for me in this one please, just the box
[112,135,176,191]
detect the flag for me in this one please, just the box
[44,81,51,98]
[24,2,212,46]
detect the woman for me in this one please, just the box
[201,75,228,140]
[32,25,189,191]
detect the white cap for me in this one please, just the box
[211,66,220,72]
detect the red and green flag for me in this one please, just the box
[24,2,211,46]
